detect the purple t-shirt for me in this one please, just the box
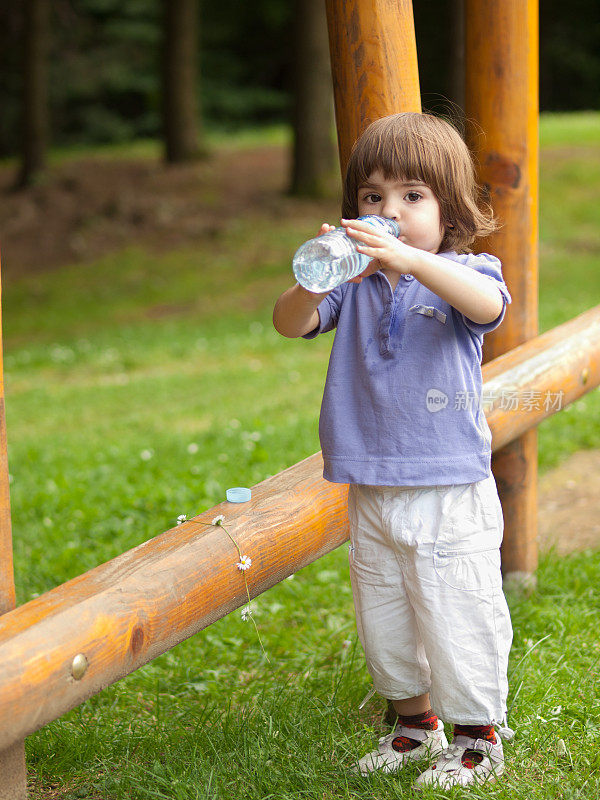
[304,252,511,486]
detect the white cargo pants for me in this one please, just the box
[348,476,513,725]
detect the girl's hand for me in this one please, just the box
[317,222,336,236]
[341,218,415,282]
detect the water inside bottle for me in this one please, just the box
[294,249,365,293]
[292,215,399,293]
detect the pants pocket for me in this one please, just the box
[433,547,502,591]
[432,481,503,592]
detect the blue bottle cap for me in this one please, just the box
[226,487,252,503]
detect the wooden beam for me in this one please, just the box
[325,0,421,175]
[0,455,348,753]
[0,306,598,753]
[0,253,28,799]
[483,305,600,449]
[465,0,539,579]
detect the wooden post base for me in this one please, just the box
[494,431,539,579]
[0,742,28,800]
[503,571,537,595]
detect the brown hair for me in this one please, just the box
[342,112,497,254]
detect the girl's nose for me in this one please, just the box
[382,203,400,221]
[381,197,401,221]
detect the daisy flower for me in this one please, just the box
[212,515,225,526]
[176,514,187,525]
[237,555,252,571]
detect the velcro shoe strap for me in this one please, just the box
[453,736,503,764]
[395,725,430,743]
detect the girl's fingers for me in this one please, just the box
[346,228,381,245]
[341,218,384,234]
[317,222,335,236]
[355,243,381,255]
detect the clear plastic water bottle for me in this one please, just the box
[292,215,400,293]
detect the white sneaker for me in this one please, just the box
[354,719,448,775]
[415,734,504,789]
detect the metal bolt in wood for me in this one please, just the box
[71,654,88,681]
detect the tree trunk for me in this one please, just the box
[162,0,202,163]
[17,0,50,188]
[290,0,336,197]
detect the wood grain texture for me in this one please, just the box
[465,0,539,575]
[325,0,421,175]
[0,307,598,751]
[483,305,600,449]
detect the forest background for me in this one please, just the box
[1,0,599,188]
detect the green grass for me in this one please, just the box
[539,111,600,148]
[0,125,292,169]
[26,548,600,799]
[1,112,599,798]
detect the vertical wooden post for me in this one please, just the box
[0,255,28,799]
[465,1,539,583]
[325,0,420,728]
[325,0,421,175]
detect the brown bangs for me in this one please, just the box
[341,113,498,253]
[352,124,432,189]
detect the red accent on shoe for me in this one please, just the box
[461,750,485,769]
[392,735,422,753]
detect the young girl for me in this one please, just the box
[273,112,513,789]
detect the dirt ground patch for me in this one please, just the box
[0,145,337,281]
[538,449,600,554]
[1,146,598,556]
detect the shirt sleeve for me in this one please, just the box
[302,285,345,339]
[458,252,512,336]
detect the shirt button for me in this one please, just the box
[403,274,414,281]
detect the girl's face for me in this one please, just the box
[357,170,446,254]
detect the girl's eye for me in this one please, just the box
[406,191,422,202]
[363,193,381,203]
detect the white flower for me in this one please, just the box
[187,442,199,454]
[241,605,253,621]
[212,515,225,526]
[176,514,187,525]
[140,449,153,461]
[237,555,252,571]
